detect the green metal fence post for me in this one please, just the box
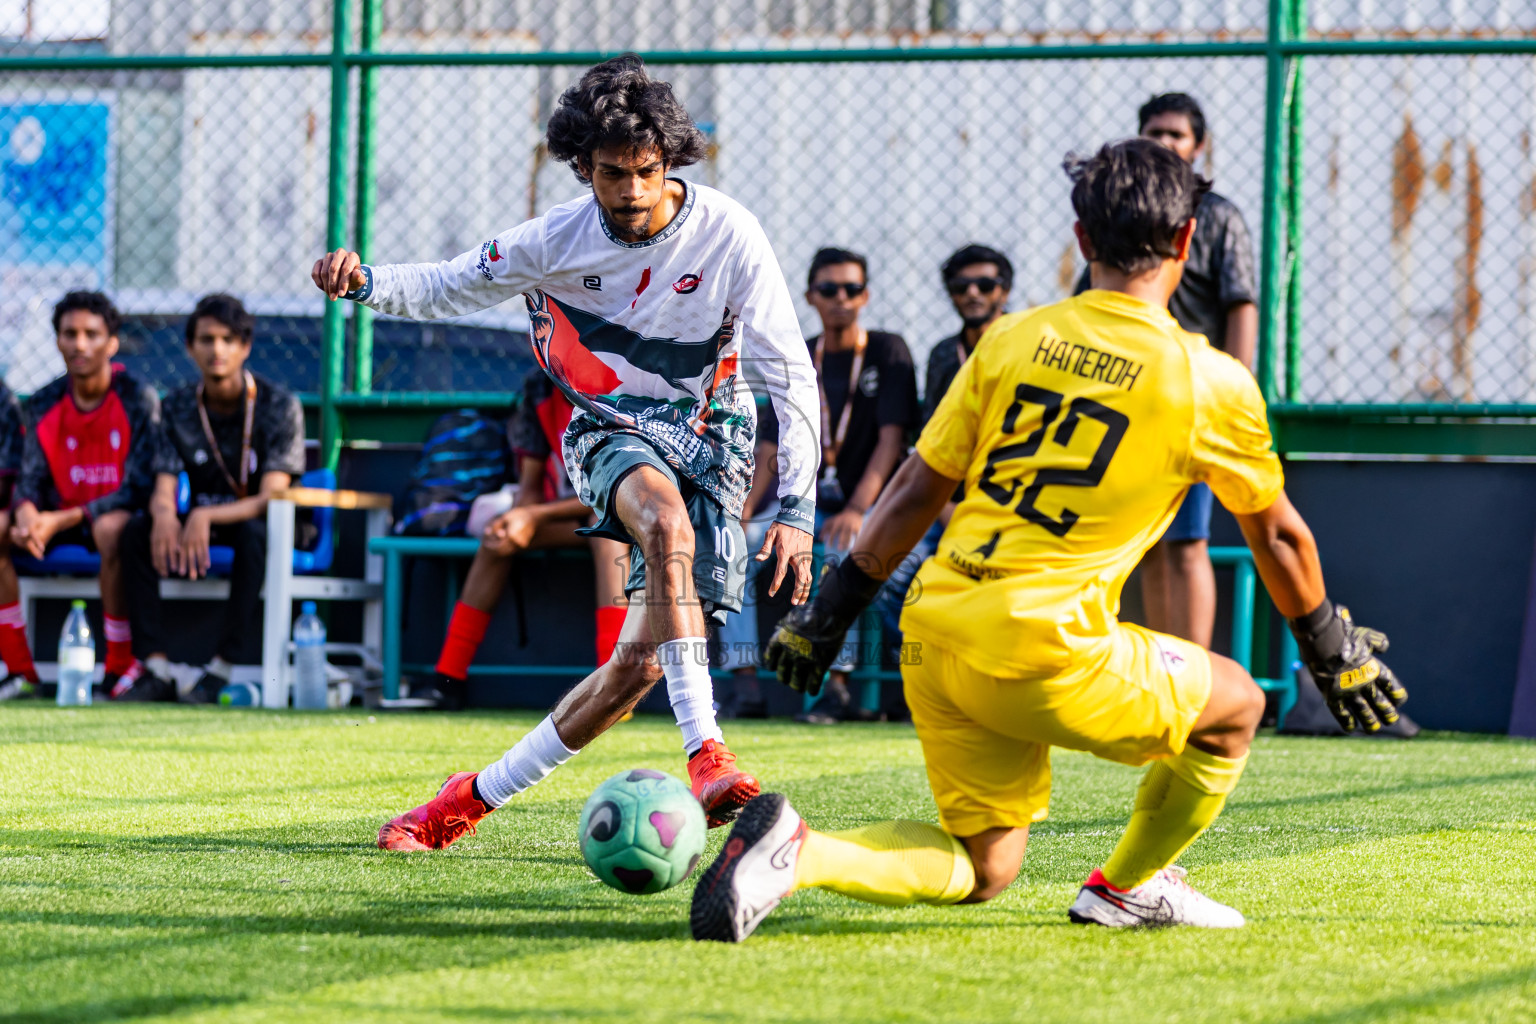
[1285,0,1307,401]
[1256,0,1290,404]
[320,0,353,471]
[352,0,380,395]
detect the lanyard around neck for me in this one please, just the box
[196,370,256,499]
[814,330,867,474]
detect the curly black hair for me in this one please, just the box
[546,55,708,183]
[51,290,121,336]
[1065,139,1210,276]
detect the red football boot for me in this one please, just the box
[377,771,492,851]
[687,739,761,829]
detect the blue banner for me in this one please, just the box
[1,101,112,269]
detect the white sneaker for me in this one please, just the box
[1069,865,1245,928]
[690,792,806,942]
[0,673,35,701]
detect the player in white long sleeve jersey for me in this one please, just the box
[314,56,820,853]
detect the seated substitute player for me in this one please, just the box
[418,366,631,710]
[0,379,34,700]
[691,139,1408,941]
[312,55,820,846]
[9,291,164,700]
[120,294,307,704]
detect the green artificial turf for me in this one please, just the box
[2,706,1534,1023]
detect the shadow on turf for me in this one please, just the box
[0,995,245,1024]
[1269,964,1536,1024]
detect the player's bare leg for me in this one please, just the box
[377,593,660,851]
[611,466,759,825]
[1070,653,1262,927]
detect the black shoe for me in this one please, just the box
[720,692,769,719]
[838,703,888,723]
[793,695,842,725]
[185,672,226,705]
[109,663,177,702]
[407,674,467,711]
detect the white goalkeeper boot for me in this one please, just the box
[1069,865,1245,928]
[690,793,805,942]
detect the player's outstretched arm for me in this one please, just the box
[762,454,958,694]
[1234,491,1407,732]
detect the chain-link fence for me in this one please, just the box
[4,0,1536,456]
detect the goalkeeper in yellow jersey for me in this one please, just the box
[690,138,1407,940]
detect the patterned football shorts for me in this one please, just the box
[577,433,748,623]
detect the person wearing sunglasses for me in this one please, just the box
[1075,92,1258,652]
[924,245,1015,426]
[798,247,919,722]
[869,245,1017,670]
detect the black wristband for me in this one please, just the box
[813,555,884,632]
[1288,597,1344,666]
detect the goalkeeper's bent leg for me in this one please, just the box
[1099,650,1262,890]
[1099,745,1248,891]
[793,820,977,906]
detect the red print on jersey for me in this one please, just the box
[35,390,131,509]
[673,273,702,294]
[536,296,623,396]
[631,267,651,309]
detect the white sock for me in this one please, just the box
[145,654,172,679]
[204,656,233,681]
[476,715,578,808]
[659,637,723,755]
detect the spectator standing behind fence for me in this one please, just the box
[419,366,630,710]
[798,247,919,723]
[0,380,33,700]
[870,245,1017,648]
[117,295,307,703]
[8,292,161,700]
[1076,93,1258,648]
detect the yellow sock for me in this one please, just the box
[1100,745,1248,891]
[792,820,975,907]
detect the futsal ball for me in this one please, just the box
[578,769,706,894]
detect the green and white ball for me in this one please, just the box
[578,769,707,894]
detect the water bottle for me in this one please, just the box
[292,601,328,710]
[57,600,94,707]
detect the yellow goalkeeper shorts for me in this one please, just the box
[902,624,1213,837]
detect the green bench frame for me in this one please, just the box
[368,536,1298,725]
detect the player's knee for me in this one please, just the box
[91,512,129,559]
[965,856,1022,904]
[1237,675,1266,736]
[1167,538,1209,570]
[633,500,692,561]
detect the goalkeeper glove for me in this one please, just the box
[763,556,883,696]
[1288,600,1407,733]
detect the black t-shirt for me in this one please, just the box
[157,373,307,505]
[1075,190,1257,351]
[923,332,968,425]
[807,330,919,503]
